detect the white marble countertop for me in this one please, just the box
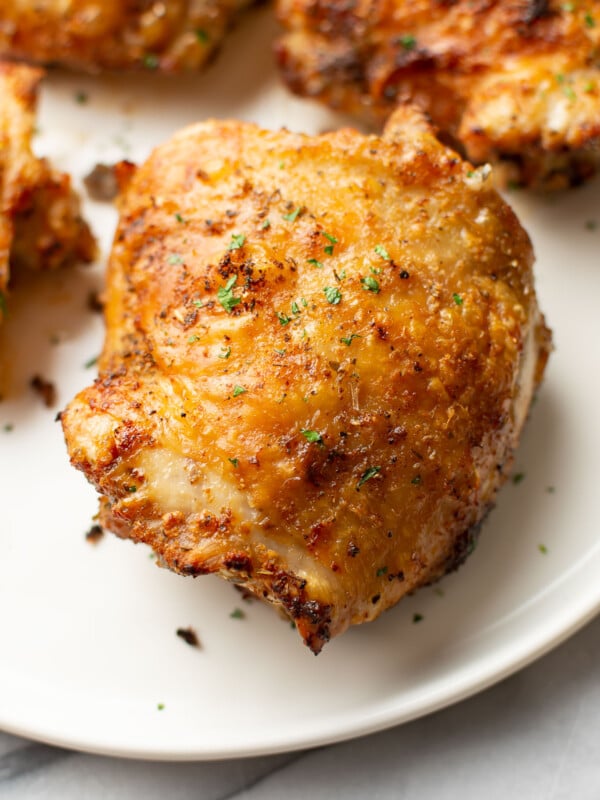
[2,613,599,799]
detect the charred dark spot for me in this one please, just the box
[371,594,381,604]
[223,552,253,573]
[400,270,410,279]
[347,541,360,557]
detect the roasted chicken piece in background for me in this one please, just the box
[0,62,95,322]
[276,0,600,189]
[0,0,254,73]
[62,111,551,652]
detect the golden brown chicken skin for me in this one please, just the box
[62,111,550,652]
[0,0,254,73]
[276,0,600,189]
[0,62,95,322]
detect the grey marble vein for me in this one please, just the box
[2,615,600,800]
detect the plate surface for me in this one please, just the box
[1,8,599,761]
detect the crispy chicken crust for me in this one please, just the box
[276,0,600,189]
[62,111,550,652]
[0,62,96,321]
[0,0,254,73]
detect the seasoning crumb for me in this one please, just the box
[433,587,444,597]
[512,472,526,485]
[87,290,105,313]
[584,219,597,231]
[176,627,201,648]
[3,423,14,433]
[230,607,245,619]
[85,523,104,544]
[546,485,556,494]
[84,163,119,202]
[538,544,548,554]
[412,613,424,624]
[157,703,165,711]
[30,375,57,408]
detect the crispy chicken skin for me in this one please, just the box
[0,62,95,321]
[62,111,550,652]
[276,0,600,189]
[0,0,254,73]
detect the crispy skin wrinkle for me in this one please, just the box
[62,111,551,652]
[0,62,96,321]
[276,0,600,189]
[0,0,254,73]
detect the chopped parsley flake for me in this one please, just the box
[195,28,210,42]
[228,457,239,468]
[175,213,187,224]
[218,346,232,359]
[452,293,463,306]
[376,566,388,577]
[412,613,424,624]
[261,218,271,229]
[228,233,246,251]
[230,607,245,619]
[143,53,159,70]
[399,34,416,50]
[188,334,201,344]
[84,355,99,369]
[307,258,324,269]
[585,219,598,231]
[274,348,286,356]
[301,429,323,444]
[562,1,574,9]
[584,11,595,27]
[324,286,342,304]
[563,85,577,101]
[374,244,390,260]
[126,485,137,493]
[192,299,204,308]
[276,311,292,325]
[282,206,303,222]
[75,90,88,105]
[584,81,596,93]
[217,275,241,313]
[361,275,380,293]
[291,301,300,315]
[3,423,14,433]
[512,472,525,485]
[157,703,165,711]
[357,465,381,489]
[321,231,338,255]
[340,333,361,346]
[411,475,422,485]
[168,253,183,265]
[538,544,548,554]
[301,297,308,307]
[232,385,247,397]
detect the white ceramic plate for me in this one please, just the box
[1,7,599,761]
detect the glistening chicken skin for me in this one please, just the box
[276,0,600,189]
[62,111,551,652]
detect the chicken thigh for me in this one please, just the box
[62,110,550,652]
[0,62,95,323]
[276,0,600,189]
[0,0,254,73]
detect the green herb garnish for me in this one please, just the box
[218,275,241,313]
[399,34,416,50]
[230,607,245,619]
[452,293,463,306]
[374,244,390,260]
[324,286,342,304]
[301,429,323,444]
[340,333,361,346]
[168,253,183,265]
[228,233,246,251]
[307,258,324,268]
[276,311,291,325]
[361,276,380,293]
[357,466,381,489]
[232,385,247,397]
[282,206,302,222]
